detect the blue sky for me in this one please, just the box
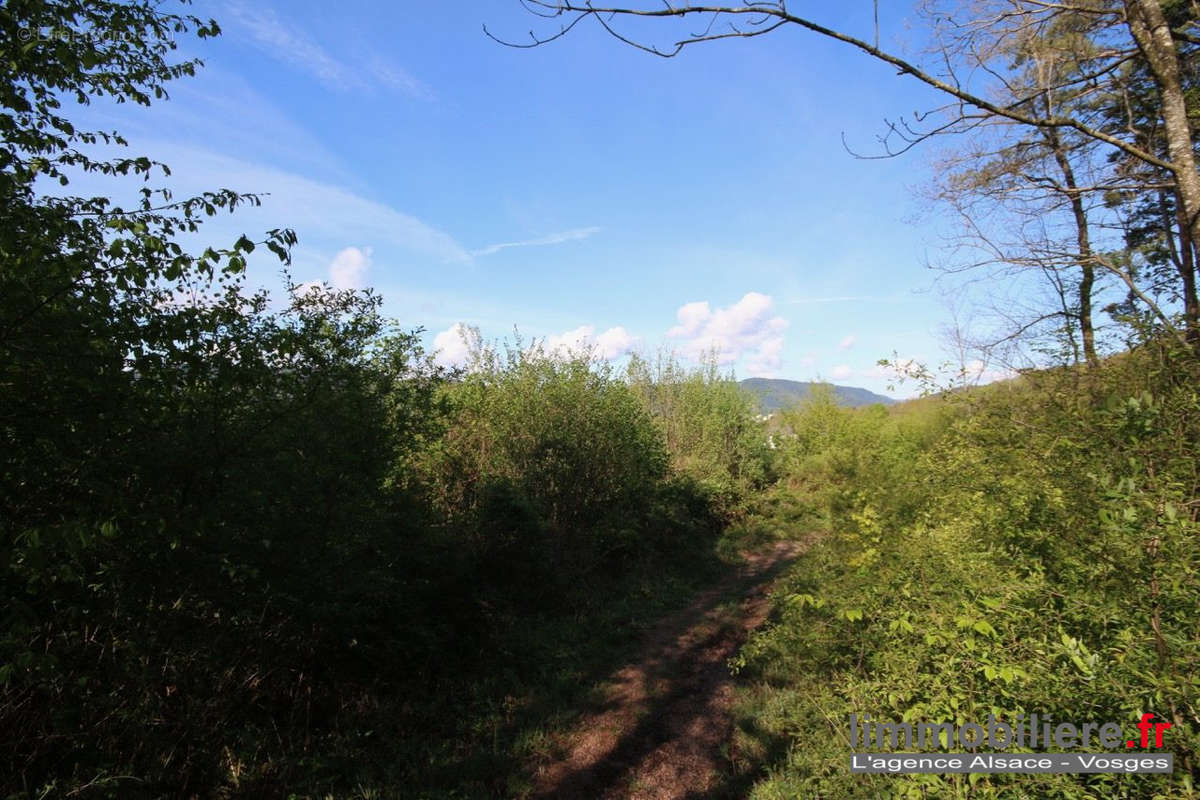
[72,1,1022,397]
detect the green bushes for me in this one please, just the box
[0,1,778,791]
[626,351,773,516]
[2,281,451,796]
[2,285,762,795]
[420,341,669,578]
[733,349,1200,798]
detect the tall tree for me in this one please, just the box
[1098,1,1200,344]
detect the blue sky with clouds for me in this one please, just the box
[69,1,1019,397]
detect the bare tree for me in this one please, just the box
[923,5,1120,366]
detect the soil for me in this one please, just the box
[528,540,804,799]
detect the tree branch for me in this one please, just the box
[495,2,1176,172]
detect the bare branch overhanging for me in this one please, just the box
[487,1,1176,172]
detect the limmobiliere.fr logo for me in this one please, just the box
[847,712,1175,774]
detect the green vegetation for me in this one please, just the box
[0,2,773,796]
[5,1,1200,799]
[731,349,1200,798]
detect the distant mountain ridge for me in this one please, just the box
[739,377,895,411]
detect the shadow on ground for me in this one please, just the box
[529,541,803,800]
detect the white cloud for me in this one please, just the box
[328,246,372,289]
[839,334,857,350]
[831,364,854,380]
[545,325,593,354]
[545,324,638,360]
[433,323,477,368]
[227,4,355,89]
[745,334,785,377]
[367,56,434,100]
[669,301,713,338]
[472,226,601,257]
[594,326,638,359]
[666,292,788,376]
[227,3,430,97]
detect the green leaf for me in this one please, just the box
[972,620,997,637]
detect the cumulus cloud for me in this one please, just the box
[669,301,714,339]
[292,246,373,295]
[839,334,857,350]
[666,292,788,376]
[831,364,854,380]
[544,325,593,354]
[328,246,372,289]
[432,323,478,368]
[745,335,785,377]
[594,326,638,359]
[545,324,638,360]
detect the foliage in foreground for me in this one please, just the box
[733,349,1200,799]
[0,2,775,795]
[2,288,772,798]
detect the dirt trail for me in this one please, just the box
[529,540,804,799]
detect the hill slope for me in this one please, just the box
[740,378,895,411]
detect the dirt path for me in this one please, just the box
[529,540,804,799]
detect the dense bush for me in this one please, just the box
[626,351,773,515]
[419,341,670,583]
[732,346,1200,799]
[2,277,450,794]
[3,259,750,796]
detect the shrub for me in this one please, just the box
[733,345,1200,798]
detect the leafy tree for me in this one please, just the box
[0,2,451,794]
[2,0,292,540]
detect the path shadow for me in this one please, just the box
[531,543,801,799]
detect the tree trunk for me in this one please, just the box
[1126,0,1200,349]
[1042,111,1099,366]
[1173,192,1200,346]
